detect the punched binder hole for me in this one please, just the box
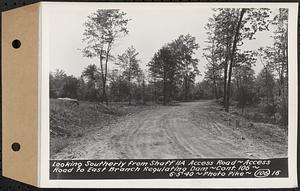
[11,143,20,152]
[12,39,21,49]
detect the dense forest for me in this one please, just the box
[50,8,288,126]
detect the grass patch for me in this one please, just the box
[50,99,150,156]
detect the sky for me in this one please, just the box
[46,3,278,82]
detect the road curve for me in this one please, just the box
[52,100,287,160]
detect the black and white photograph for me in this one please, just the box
[49,5,289,161]
[39,2,299,187]
[38,3,299,185]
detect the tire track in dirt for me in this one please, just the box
[124,112,151,158]
[162,117,195,157]
[167,117,204,157]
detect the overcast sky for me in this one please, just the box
[46,4,278,81]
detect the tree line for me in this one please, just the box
[147,34,199,105]
[50,8,288,125]
[202,8,288,125]
[50,33,200,106]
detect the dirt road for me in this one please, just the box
[52,100,287,159]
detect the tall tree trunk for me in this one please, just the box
[211,39,218,100]
[163,70,167,105]
[223,12,233,108]
[264,67,270,104]
[118,78,121,102]
[128,76,131,105]
[223,62,228,107]
[213,78,218,100]
[99,49,105,104]
[223,41,232,108]
[184,75,188,101]
[142,79,146,104]
[153,78,157,104]
[102,43,112,105]
[225,8,246,112]
[212,64,218,99]
[102,79,107,104]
